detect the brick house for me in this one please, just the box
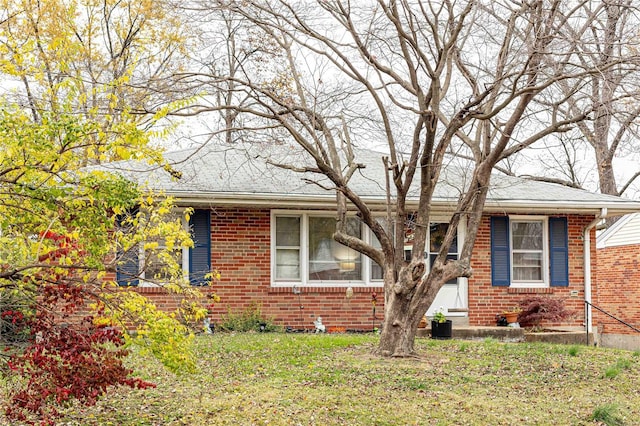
[595,214,640,349]
[105,144,640,334]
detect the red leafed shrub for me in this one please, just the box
[517,296,575,330]
[4,282,155,426]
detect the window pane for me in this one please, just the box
[371,263,383,280]
[511,222,542,250]
[429,223,458,284]
[369,217,393,281]
[145,249,183,281]
[430,223,457,253]
[143,211,183,281]
[370,230,383,280]
[276,216,300,246]
[275,216,300,280]
[276,249,300,279]
[429,253,459,284]
[309,217,362,281]
[512,253,543,281]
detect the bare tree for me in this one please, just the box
[182,0,630,356]
[506,1,640,198]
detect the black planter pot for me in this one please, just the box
[431,320,453,340]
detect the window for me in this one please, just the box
[116,209,211,286]
[274,216,300,280]
[272,212,462,287]
[399,221,459,284]
[510,220,544,282]
[491,216,568,288]
[272,213,365,286]
[142,242,185,282]
[141,211,186,283]
[428,223,458,285]
[370,230,383,281]
[308,217,361,281]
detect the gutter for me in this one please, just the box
[584,208,607,336]
[166,191,640,215]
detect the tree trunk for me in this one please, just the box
[376,262,439,357]
[377,291,421,357]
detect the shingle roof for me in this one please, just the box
[99,143,640,215]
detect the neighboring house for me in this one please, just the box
[103,143,640,334]
[595,214,640,349]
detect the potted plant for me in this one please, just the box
[418,315,428,328]
[501,307,521,324]
[431,308,452,340]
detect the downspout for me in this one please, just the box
[584,208,607,336]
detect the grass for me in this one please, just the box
[591,403,625,426]
[2,333,640,425]
[603,357,633,379]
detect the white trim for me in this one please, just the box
[169,192,640,216]
[508,215,549,288]
[585,208,607,334]
[271,210,373,288]
[270,210,466,295]
[596,213,639,249]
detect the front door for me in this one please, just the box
[422,223,468,318]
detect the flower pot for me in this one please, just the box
[503,312,519,324]
[431,320,452,340]
[418,316,428,328]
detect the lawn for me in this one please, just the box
[3,333,640,425]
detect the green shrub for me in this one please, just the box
[567,345,581,356]
[218,302,280,332]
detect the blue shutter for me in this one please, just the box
[491,216,510,286]
[116,246,140,286]
[549,217,569,287]
[189,209,211,286]
[116,211,139,286]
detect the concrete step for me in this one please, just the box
[416,325,594,345]
[450,316,469,327]
[417,325,524,342]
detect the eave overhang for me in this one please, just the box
[165,190,640,217]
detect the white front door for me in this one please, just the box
[426,278,468,318]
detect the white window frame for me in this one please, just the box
[271,211,465,288]
[427,221,461,286]
[273,215,302,281]
[399,217,462,286]
[271,211,378,288]
[509,215,549,288]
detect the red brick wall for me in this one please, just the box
[594,244,640,334]
[206,208,381,330]
[121,208,382,331]
[110,209,594,331]
[467,214,594,327]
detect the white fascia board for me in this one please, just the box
[481,200,640,216]
[167,191,640,216]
